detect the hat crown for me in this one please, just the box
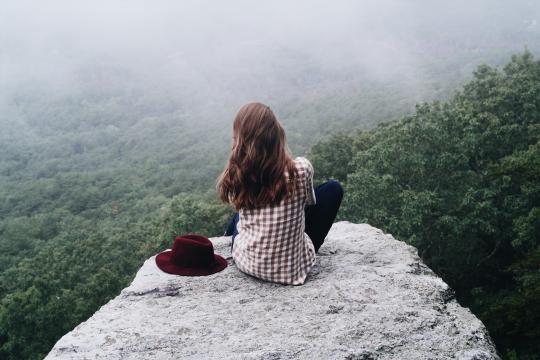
[155,233,227,276]
[171,235,216,268]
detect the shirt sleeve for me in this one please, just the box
[297,157,316,206]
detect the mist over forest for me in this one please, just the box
[1,1,540,359]
[3,0,540,144]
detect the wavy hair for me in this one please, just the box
[216,102,297,210]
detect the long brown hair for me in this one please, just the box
[216,102,297,210]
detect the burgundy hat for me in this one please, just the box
[155,234,227,276]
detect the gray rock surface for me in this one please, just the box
[46,221,499,360]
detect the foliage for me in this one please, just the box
[1,49,539,359]
[0,191,231,359]
[310,51,540,359]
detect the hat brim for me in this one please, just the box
[155,250,228,276]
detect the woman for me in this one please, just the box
[216,102,343,285]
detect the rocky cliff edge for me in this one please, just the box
[45,221,499,360]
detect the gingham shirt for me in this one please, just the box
[231,156,317,285]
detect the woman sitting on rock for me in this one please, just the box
[216,102,343,285]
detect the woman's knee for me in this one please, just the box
[322,179,344,200]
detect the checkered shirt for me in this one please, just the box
[231,156,317,285]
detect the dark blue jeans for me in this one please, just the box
[224,180,343,253]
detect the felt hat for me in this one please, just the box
[155,234,227,276]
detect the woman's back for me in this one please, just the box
[218,102,342,285]
[231,156,316,285]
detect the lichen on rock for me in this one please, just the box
[45,221,500,360]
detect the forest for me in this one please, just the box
[1,2,540,358]
[0,51,538,360]
[310,51,540,360]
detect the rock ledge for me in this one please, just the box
[46,222,499,359]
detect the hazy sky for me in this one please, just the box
[1,0,539,110]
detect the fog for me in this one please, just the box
[1,0,540,128]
